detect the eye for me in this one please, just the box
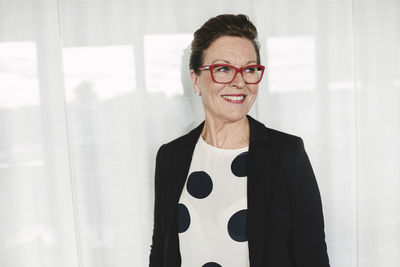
[243,66,257,73]
[214,65,231,73]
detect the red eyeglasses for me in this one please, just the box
[198,64,265,84]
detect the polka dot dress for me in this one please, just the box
[178,136,250,267]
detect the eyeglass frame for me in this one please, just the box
[198,63,265,84]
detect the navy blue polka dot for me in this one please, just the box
[186,171,213,199]
[231,152,248,177]
[202,262,222,267]
[227,209,247,242]
[177,203,190,233]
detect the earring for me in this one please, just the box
[195,91,200,96]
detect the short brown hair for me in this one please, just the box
[189,14,260,75]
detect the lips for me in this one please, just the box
[221,94,246,104]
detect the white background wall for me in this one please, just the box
[0,0,399,266]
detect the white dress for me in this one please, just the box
[178,136,250,267]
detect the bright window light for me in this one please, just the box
[266,36,315,93]
[0,42,39,109]
[62,45,136,102]
[144,34,192,97]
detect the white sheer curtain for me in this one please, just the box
[0,0,399,266]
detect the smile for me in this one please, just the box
[221,94,246,104]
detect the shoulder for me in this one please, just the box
[248,115,304,151]
[267,126,302,144]
[248,117,315,188]
[156,121,204,159]
[265,127,307,167]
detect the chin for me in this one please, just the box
[221,111,248,123]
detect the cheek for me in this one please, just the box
[198,75,221,92]
[248,85,259,98]
[201,82,226,97]
[246,86,258,106]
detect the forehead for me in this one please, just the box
[203,36,257,64]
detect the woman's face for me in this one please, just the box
[191,36,259,124]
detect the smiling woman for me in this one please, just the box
[191,36,262,136]
[149,14,330,267]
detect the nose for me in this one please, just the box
[230,70,246,88]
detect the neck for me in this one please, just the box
[201,115,250,149]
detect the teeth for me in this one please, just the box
[222,95,245,101]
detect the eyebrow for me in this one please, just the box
[210,59,257,65]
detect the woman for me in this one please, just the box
[149,14,330,267]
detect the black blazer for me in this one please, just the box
[149,115,330,267]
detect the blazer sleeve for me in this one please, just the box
[149,145,167,267]
[288,138,330,267]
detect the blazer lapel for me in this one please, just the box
[164,122,204,266]
[247,115,272,266]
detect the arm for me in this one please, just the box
[288,138,330,267]
[149,145,167,267]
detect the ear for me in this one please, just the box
[190,69,201,95]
